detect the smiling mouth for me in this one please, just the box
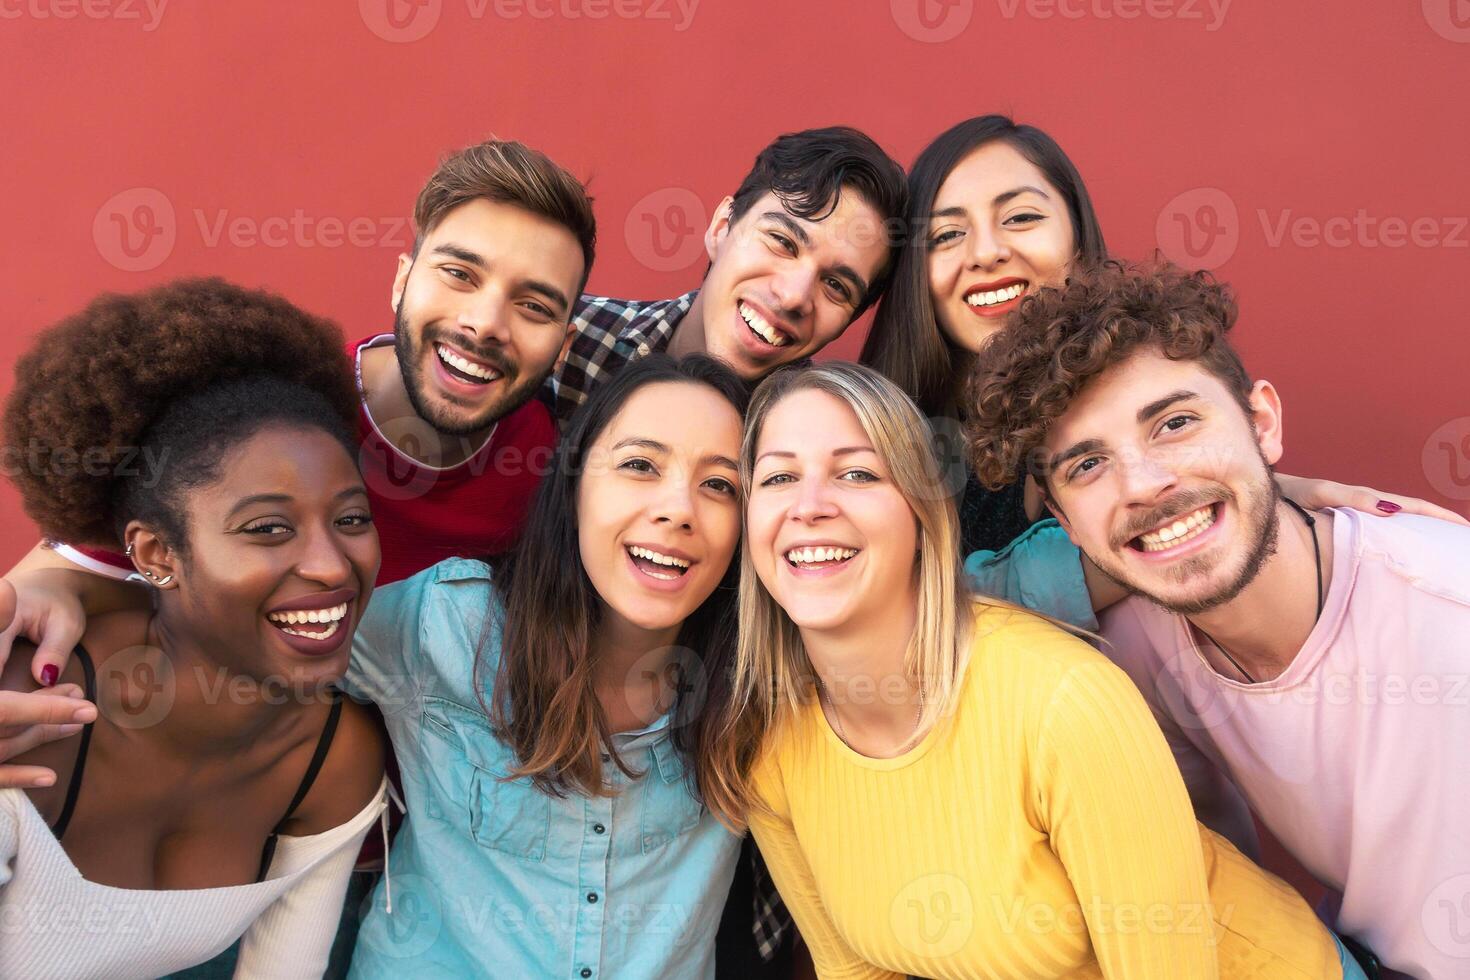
[785,546,860,569]
[435,342,503,386]
[965,281,1028,308]
[1130,504,1220,553]
[627,545,692,580]
[738,300,791,348]
[266,602,349,641]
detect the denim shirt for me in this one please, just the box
[343,558,741,980]
[964,519,1100,631]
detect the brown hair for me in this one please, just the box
[414,138,597,295]
[965,260,1250,493]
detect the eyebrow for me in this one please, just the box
[227,486,369,519]
[755,445,876,465]
[761,211,871,300]
[1048,391,1205,476]
[928,184,1053,221]
[611,437,737,472]
[429,243,571,315]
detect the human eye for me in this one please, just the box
[766,231,797,255]
[927,228,963,248]
[242,518,293,536]
[337,511,374,530]
[838,468,878,483]
[1003,210,1046,227]
[619,457,658,475]
[1158,413,1198,436]
[1066,456,1106,483]
[822,276,854,304]
[703,476,738,496]
[759,472,795,487]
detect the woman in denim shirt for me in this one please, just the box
[345,355,751,980]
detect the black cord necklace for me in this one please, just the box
[1194,497,1323,685]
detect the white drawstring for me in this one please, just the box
[381,781,405,914]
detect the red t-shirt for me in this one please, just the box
[62,333,555,585]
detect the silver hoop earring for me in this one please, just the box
[154,574,174,587]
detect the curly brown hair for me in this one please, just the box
[4,278,358,548]
[965,260,1250,492]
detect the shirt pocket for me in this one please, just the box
[637,740,705,854]
[419,695,552,862]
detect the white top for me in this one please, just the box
[1100,510,1470,979]
[0,777,389,980]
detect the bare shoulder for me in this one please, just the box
[289,694,387,835]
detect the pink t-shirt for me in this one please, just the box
[1099,508,1470,980]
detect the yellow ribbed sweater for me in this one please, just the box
[749,605,1341,980]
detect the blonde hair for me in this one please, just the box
[716,363,974,820]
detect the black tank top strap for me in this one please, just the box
[50,645,97,840]
[256,688,343,881]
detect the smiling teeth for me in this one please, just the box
[739,303,789,347]
[279,620,341,641]
[436,343,499,381]
[966,283,1026,308]
[268,603,349,626]
[1137,506,1216,552]
[628,546,691,569]
[785,546,858,566]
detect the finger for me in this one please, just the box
[0,722,86,758]
[0,764,59,790]
[0,579,16,637]
[0,690,97,726]
[31,608,84,687]
[1372,492,1470,527]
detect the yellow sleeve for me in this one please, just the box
[747,752,902,980]
[1034,659,1220,980]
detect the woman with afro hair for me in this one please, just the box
[0,278,388,979]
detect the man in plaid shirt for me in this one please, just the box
[543,126,908,977]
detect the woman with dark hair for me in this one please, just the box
[0,279,388,979]
[345,352,753,978]
[863,114,1464,572]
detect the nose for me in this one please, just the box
[652,476,697,532]
[966,222,1011,271]
[789,475,838,525]
[456,284,514,347]
[1118,444,1181,508]
[294,522,355,589]
[769,263,817,320]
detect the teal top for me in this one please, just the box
[964,519,1099,632]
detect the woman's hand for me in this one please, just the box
[1274,473,1468,526]
[0,572,89,687]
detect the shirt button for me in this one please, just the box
[580,971,592,979]
[593,823,606,835]
[587,892,599,904]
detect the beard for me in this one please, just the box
[392,299,545,436]
[1095,456,1282,617]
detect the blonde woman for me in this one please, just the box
[726,361,1368,979]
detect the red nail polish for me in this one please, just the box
[40,665,58,687]
[1376,500,1402,515]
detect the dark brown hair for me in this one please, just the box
[3,278,357,549]
[862,115,1108,418]
[414,138,597,295]
[481,354,752,828]
[965,260,1250,493]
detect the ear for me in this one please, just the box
[704,196,735,263]
[124,522,179,590]
[1247,380,1285,466]
[554,319,578,372]
[391,253,413,315]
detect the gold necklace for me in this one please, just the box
[820,677,925,748]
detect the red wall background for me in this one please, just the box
[2,0,1468,569]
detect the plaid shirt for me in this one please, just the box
[539,291,795,962]
[543,290,698,426]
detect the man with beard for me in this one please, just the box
[14,138,593,596]
[965,261,1470,980]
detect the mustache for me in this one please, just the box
[1112,488,1230,549]
[422,325,517,379]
